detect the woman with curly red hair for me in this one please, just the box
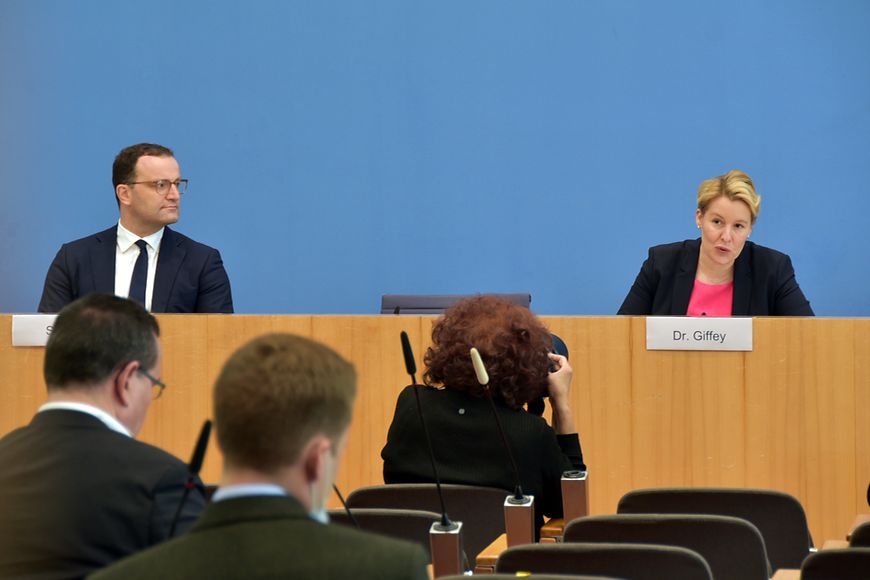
[381,295,586,531]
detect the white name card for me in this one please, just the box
[12,314,57,347]
[646,316,753,351]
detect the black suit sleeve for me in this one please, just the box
[617,248,657,315]
[194,249,233,313]
[773,254,814,316]
[148,463,207,542]
[38,245,74,313]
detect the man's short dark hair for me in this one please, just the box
[112,143,174,204]
[44,294,160,390]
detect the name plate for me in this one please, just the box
[646,316,753,351]
[12,314,57,347]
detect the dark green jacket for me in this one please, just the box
[89,495,428,580]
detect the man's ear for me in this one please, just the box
[113,360,140,407]
[116,184,132,207]
[302,436,331,484]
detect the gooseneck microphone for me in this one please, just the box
[169,419,212,537]
[470,347,527,503]
[400,331,456,531]
[401,332,465,576]
[400,330,418,383]
[333,484,360,529]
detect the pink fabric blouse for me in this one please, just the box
[686,279,733,317]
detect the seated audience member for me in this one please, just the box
[0,294,205,580]
[381,295,586,531]
[91,333,428,580]
[617,169,814,316]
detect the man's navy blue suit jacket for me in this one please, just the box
[38,225,233,313]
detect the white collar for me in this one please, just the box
[117,220,165,253]
[38,401,132,437]
[211,484,288,503]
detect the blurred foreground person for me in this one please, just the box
[0,294,204,580]
[93,333,427,580]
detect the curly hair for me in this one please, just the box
[423,296,552,409]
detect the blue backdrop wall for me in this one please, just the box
[2,1,869,315]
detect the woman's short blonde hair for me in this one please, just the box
[697,169,761,223]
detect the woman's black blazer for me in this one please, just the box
[617,238,814,316]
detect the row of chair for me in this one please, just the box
[330,483,870,578]
[482,543,870,580]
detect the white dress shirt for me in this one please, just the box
[115,221,164,311]
[37,401,132,437]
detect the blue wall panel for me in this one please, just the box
[1,1,868,314]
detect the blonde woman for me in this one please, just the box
[618,169,813,316]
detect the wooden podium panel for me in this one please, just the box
[2,314,868,544]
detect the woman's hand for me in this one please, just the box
[547,353,576,435]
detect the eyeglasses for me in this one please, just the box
[138,368,167,400]
[126,179,188,196]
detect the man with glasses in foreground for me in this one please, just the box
[0,293,206,579]
[38,142,233,313]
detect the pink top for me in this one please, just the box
[686,279,733,317]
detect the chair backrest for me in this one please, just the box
[563,513,770,580]
[617,487,812,570]
[328,508,440,561]
[800,548,870,579]
[495,542,712,580]
[440,575,621,580]
[345,483,508,560]
[380,293,531,314]
[851,521,870,547]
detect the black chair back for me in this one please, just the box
[345,483,508,560]
[800,547,870,579]
[850,521,870,547]
[495,542,712,580]
[328,508,440,561]
[564,513,769,580]
[441,575,620,580]
[380,293,531,314]
[617,487,812,570]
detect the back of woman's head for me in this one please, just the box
[423,296,552,408]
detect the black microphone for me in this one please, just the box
[169,419,211,537]
[400,330,417,383]
[333,484,360,529]
[400,331,456,531]
[470,347,528,503]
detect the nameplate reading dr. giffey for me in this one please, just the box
[646,316,753,351]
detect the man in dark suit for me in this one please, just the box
[92,333,428,580]
[0,294,205,580]
[38,142,233,313]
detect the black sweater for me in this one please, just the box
[381,385,585,529]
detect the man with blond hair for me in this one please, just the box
[93,333,427,579]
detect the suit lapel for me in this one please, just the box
[671,239,700,315]
[152,227,185,313]
[91,226,118,293]
[732,242,753,315]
